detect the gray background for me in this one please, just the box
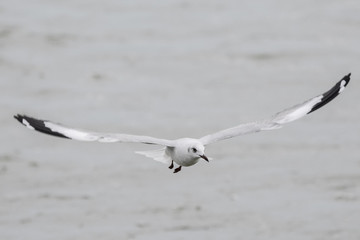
[1,1,359,239]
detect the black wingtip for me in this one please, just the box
[343,73,351,86]
[308,73,351,114]
[14,114,70,139]
[14,114,25,125]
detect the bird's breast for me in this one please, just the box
[170,150,199,167]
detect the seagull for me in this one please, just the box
[15,73,351,173]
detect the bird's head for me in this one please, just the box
[188,143,208,162]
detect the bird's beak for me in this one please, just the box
[200,154,209,162]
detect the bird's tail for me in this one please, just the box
[135,148,172,165]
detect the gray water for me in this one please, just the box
[1,1,359,239]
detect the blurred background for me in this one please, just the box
[0,0,359,239]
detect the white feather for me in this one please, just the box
[339,80,346,93]
[135,148,172,165]
[22,119,35,130]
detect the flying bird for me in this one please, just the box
[15,73,351,173]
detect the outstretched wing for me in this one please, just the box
[14,114,176,147]
[200,73,351,145]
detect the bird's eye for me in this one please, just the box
[191,148,197,153]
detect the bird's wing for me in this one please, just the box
[14,114,176,147]
[199,73,351,145]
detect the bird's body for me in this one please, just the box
[134,138,207,172]
[168,138,206,167]
[14,74,351,173]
